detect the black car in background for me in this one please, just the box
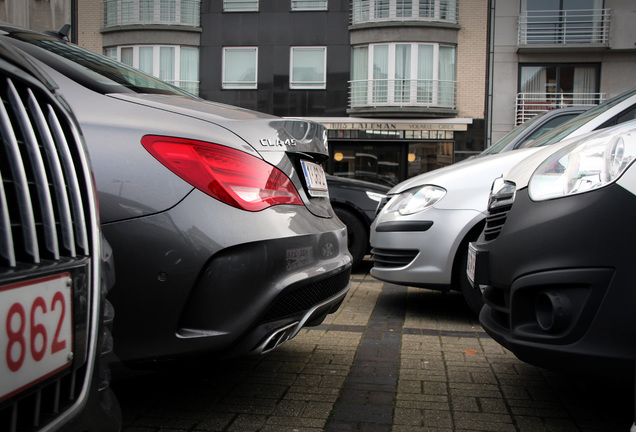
[327,175,388,269]
[0,40,120,431]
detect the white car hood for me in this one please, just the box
[387,148,541,211]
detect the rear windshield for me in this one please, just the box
[5,30,193,97]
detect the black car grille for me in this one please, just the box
[483,204,512,241]
[262,268,351,322]
[482,180,516,242]
[370,248,418,268]
[0,68,95,431]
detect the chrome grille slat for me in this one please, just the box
[0,78,39,263]
[7,78,59,260]
[28,90,76,257]
[0,168,14,266]
[46,105,88,256]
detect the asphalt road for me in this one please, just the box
[112,260,635,432]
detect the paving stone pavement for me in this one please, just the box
[112,261,634,432]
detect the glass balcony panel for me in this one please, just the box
[349,78,456,108]
[351,0,458,25]
[103,0,201,27]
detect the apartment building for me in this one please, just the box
[199,0,488,187]
[96,0,488,187]
[0,0,72,33]
[6,1,636,185]
[3,0,488,187]
[488,0,636,145]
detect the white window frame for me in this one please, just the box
[291,0,328,11]
[366,43,440,89]
[351,42,456,106]
[106,44,200,94]
[290,46,327,90]
[222,47,258,89]
[223,0,259,12]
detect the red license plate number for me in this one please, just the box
[0,274,73,403]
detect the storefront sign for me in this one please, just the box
[320,121,468,131]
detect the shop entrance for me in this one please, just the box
[328,142,402,188]
[326,140,454,188]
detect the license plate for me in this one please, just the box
[466,243,477,287]
[286,246,313,271]
[300,160,328,197]
[1,274,73,403]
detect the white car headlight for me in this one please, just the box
[385,185,446,215]
[529,122,636,201]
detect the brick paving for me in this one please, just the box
[113,262,634,432]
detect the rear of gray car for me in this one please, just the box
[1,27,351,368]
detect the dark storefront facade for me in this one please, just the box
[314,118,472,187]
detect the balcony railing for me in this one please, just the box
[103,0,201,27]
[351,0,457,25]
[515,92,605,125]
[518,9,610,45]
[350,78,456,109]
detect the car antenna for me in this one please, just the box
[43,24,71,41]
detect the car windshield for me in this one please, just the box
[524,89,636,148]
[481,111,552,156]
[5,29,192,97]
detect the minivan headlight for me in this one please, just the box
[385,185,446,215]
[529,122,636,201]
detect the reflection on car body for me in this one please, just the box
[0,39,121,431]
[0,25,351,370]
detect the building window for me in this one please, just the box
[223,47,258,89]
[291,0,328,11]
[290,47,327,89]
[223,0,259,12]
[516,63,601,124]
[103,0,200,26]
[105,45,200,95]
[350,43,456,108]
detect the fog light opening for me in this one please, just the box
[535,290,572,333]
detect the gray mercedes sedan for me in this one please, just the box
[0,26,351,369]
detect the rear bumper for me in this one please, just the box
[104,191,351,366]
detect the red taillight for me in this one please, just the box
[141,135,303,211]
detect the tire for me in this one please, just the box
[334,207,368,270]
[457,243,484,316]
